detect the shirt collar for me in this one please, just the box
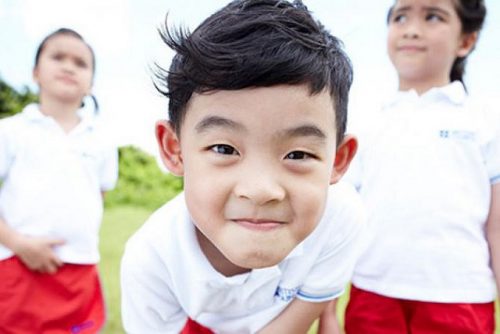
[383,81,467,109]
[22,103,95,131]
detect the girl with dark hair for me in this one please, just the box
[320,0,499,333]
[0,28,118,333]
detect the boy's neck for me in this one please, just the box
[195,228,251,277]
[39,96,82,133]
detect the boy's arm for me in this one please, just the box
[258,298,330,334]
[0,216,64,273]
[486,183,500,293]
[318,299,342,334]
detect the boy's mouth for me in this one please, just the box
[231,218,285,231]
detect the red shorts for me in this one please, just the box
[181,318,214,334]
[0,256,105,334]
[345,284,495,334]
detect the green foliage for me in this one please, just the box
[105,145,183,209]
[0,78,38,119]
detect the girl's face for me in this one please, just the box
[387,0,475,92]
[33,34,94,104]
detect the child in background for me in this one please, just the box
[321,0,499,333]
[0,28,118,333]
[120,0,366,333]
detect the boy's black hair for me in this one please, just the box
[154,0,353,145]
[35,28,99,113]
[387,0,486,87]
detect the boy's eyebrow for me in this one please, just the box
[195,115,245,133]
[278,124,327,141]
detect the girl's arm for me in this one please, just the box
[258,299,331,334]
[486,183,500,293]
[0,216,64,273]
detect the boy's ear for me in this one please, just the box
[330,134,358,184]
[156,120,184,176]
[457,32,478,58]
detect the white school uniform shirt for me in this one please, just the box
[0,104,118,264]
[347,81,500,303]
[121,182,366,334]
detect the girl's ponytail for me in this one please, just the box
[451,0,486,85]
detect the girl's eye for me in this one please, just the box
[393,14,407,23]
[75,59,88,68]
[285,151,313,160]
[210,144,238,155]
[426,13,443,22]
[52,53,64,61]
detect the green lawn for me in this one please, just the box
[99,205,500,334]
[99,206,152,334]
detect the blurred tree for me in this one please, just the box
[0,78,37,119]
[105,145,183,209]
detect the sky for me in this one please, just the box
[0,0,499,154]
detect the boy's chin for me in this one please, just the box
[224,246,291,271]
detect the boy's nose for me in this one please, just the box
[233,168,286,205]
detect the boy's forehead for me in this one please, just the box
[183,85,337,133]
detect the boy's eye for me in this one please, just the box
[210,144,238,155]
[285,151,313,160]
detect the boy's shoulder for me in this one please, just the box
[305,181,365,252]
[123,192,191,271]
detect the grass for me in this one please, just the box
[98,205,500,334]
[99,205,152,334]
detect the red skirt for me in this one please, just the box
[0,256,105,334]
[181,318,214,334]
[345,284,495,334]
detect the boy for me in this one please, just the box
[121,0,365,332]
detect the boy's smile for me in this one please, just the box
[157,84,345,276]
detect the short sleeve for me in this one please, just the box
[0,119,15,180]
[483,108,500,184]
[99,146,118,191]
[297,183,368,302]
[121,235,187,334]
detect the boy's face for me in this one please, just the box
[157,84,356,273]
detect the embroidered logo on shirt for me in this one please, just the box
[275,286,300,302]
[439,130,475,141]
[71,321,94,333]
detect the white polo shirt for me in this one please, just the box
[121,182,366,334]
[0,104,118,264]
[347,82,500,302]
